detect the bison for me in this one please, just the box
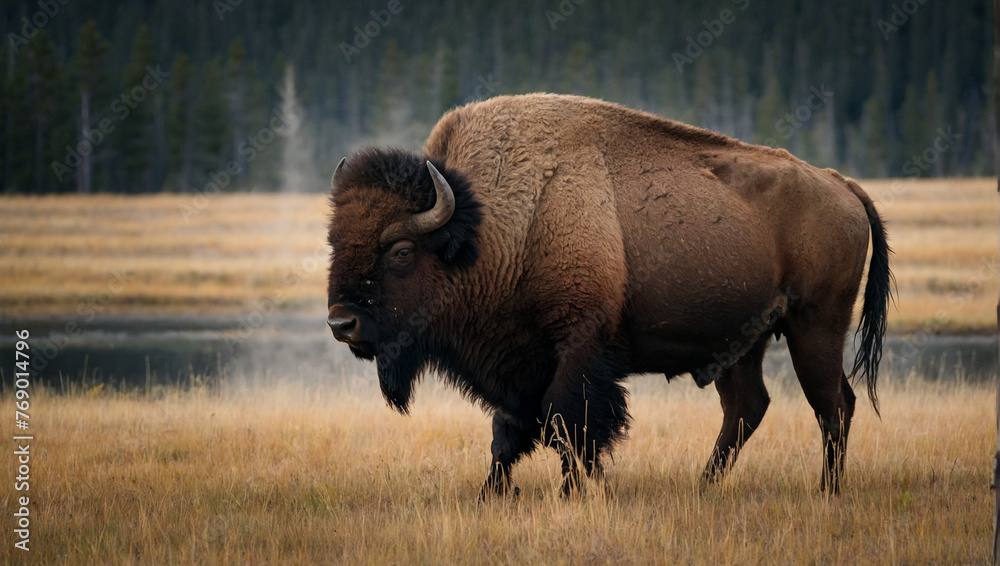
[326,93,891,498]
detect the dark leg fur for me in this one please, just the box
[479,412,537,501]
[541,351,630,496]
[786,323,857,494]
[703,338,770,482]
[816,373,856,493]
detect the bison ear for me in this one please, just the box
[425,225,480,269]
[420,160,482,269]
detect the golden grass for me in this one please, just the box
[863,178,997,332]
[0,193,330,316]
[0,177,996,331]
[0,375,989,565]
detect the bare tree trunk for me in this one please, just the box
[34,112,43,192]
[230,102,244,183]
[3,48,13,192]
[80,88,92,194]
[181,102,194,192]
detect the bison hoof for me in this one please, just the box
[701,466,724,484]
[478,484,520,503]
[559,479,583,498]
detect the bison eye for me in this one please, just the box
[387,240,415,276]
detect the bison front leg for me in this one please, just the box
[479,412,537,502]
[541,351,630,496]
[703,338,770,482]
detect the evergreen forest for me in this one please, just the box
[1,0,993,193]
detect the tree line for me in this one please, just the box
[0,0,993,194]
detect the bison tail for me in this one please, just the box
[848,182,895,417]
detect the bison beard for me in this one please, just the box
[374,337,422,414]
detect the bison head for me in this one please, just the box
[326,148,482,412]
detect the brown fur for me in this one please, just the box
[328,94,892,498]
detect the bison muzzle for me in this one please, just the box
[326,94,892,499]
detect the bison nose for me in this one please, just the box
[328,314,360,342]
[328,304,364,343]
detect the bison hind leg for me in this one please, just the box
[785,323,857,494]
[541,350,631,496]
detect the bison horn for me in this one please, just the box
[331,157,347,190]
[409,161,456,235]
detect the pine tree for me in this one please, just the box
[2,45,16,191]
[69,21,110,193]
[119,25,157,192]
[166,52,195,191]
[437,46,460,115]
[692,56,718,132]
[860,48,891,177]
[410,51,435,122]
[730,56,754,141]
[897,69,945,177]
[373,40,409,134]
[193,59,228,188]
[753,52,784,147]
[47,69,74,193]
[898,83,929,176]
[921,69,944,176]
[15,32,64,193]
[4,48,31,191]
[244,76,277,189]
[810,100,838,169]
[225,37,251,186]
[859,94,889,177]
[558,42,597,95]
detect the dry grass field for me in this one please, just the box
[0,375,991,565]
[863,178,997,332]
[0,177,996,332]
[0,192,328,316]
